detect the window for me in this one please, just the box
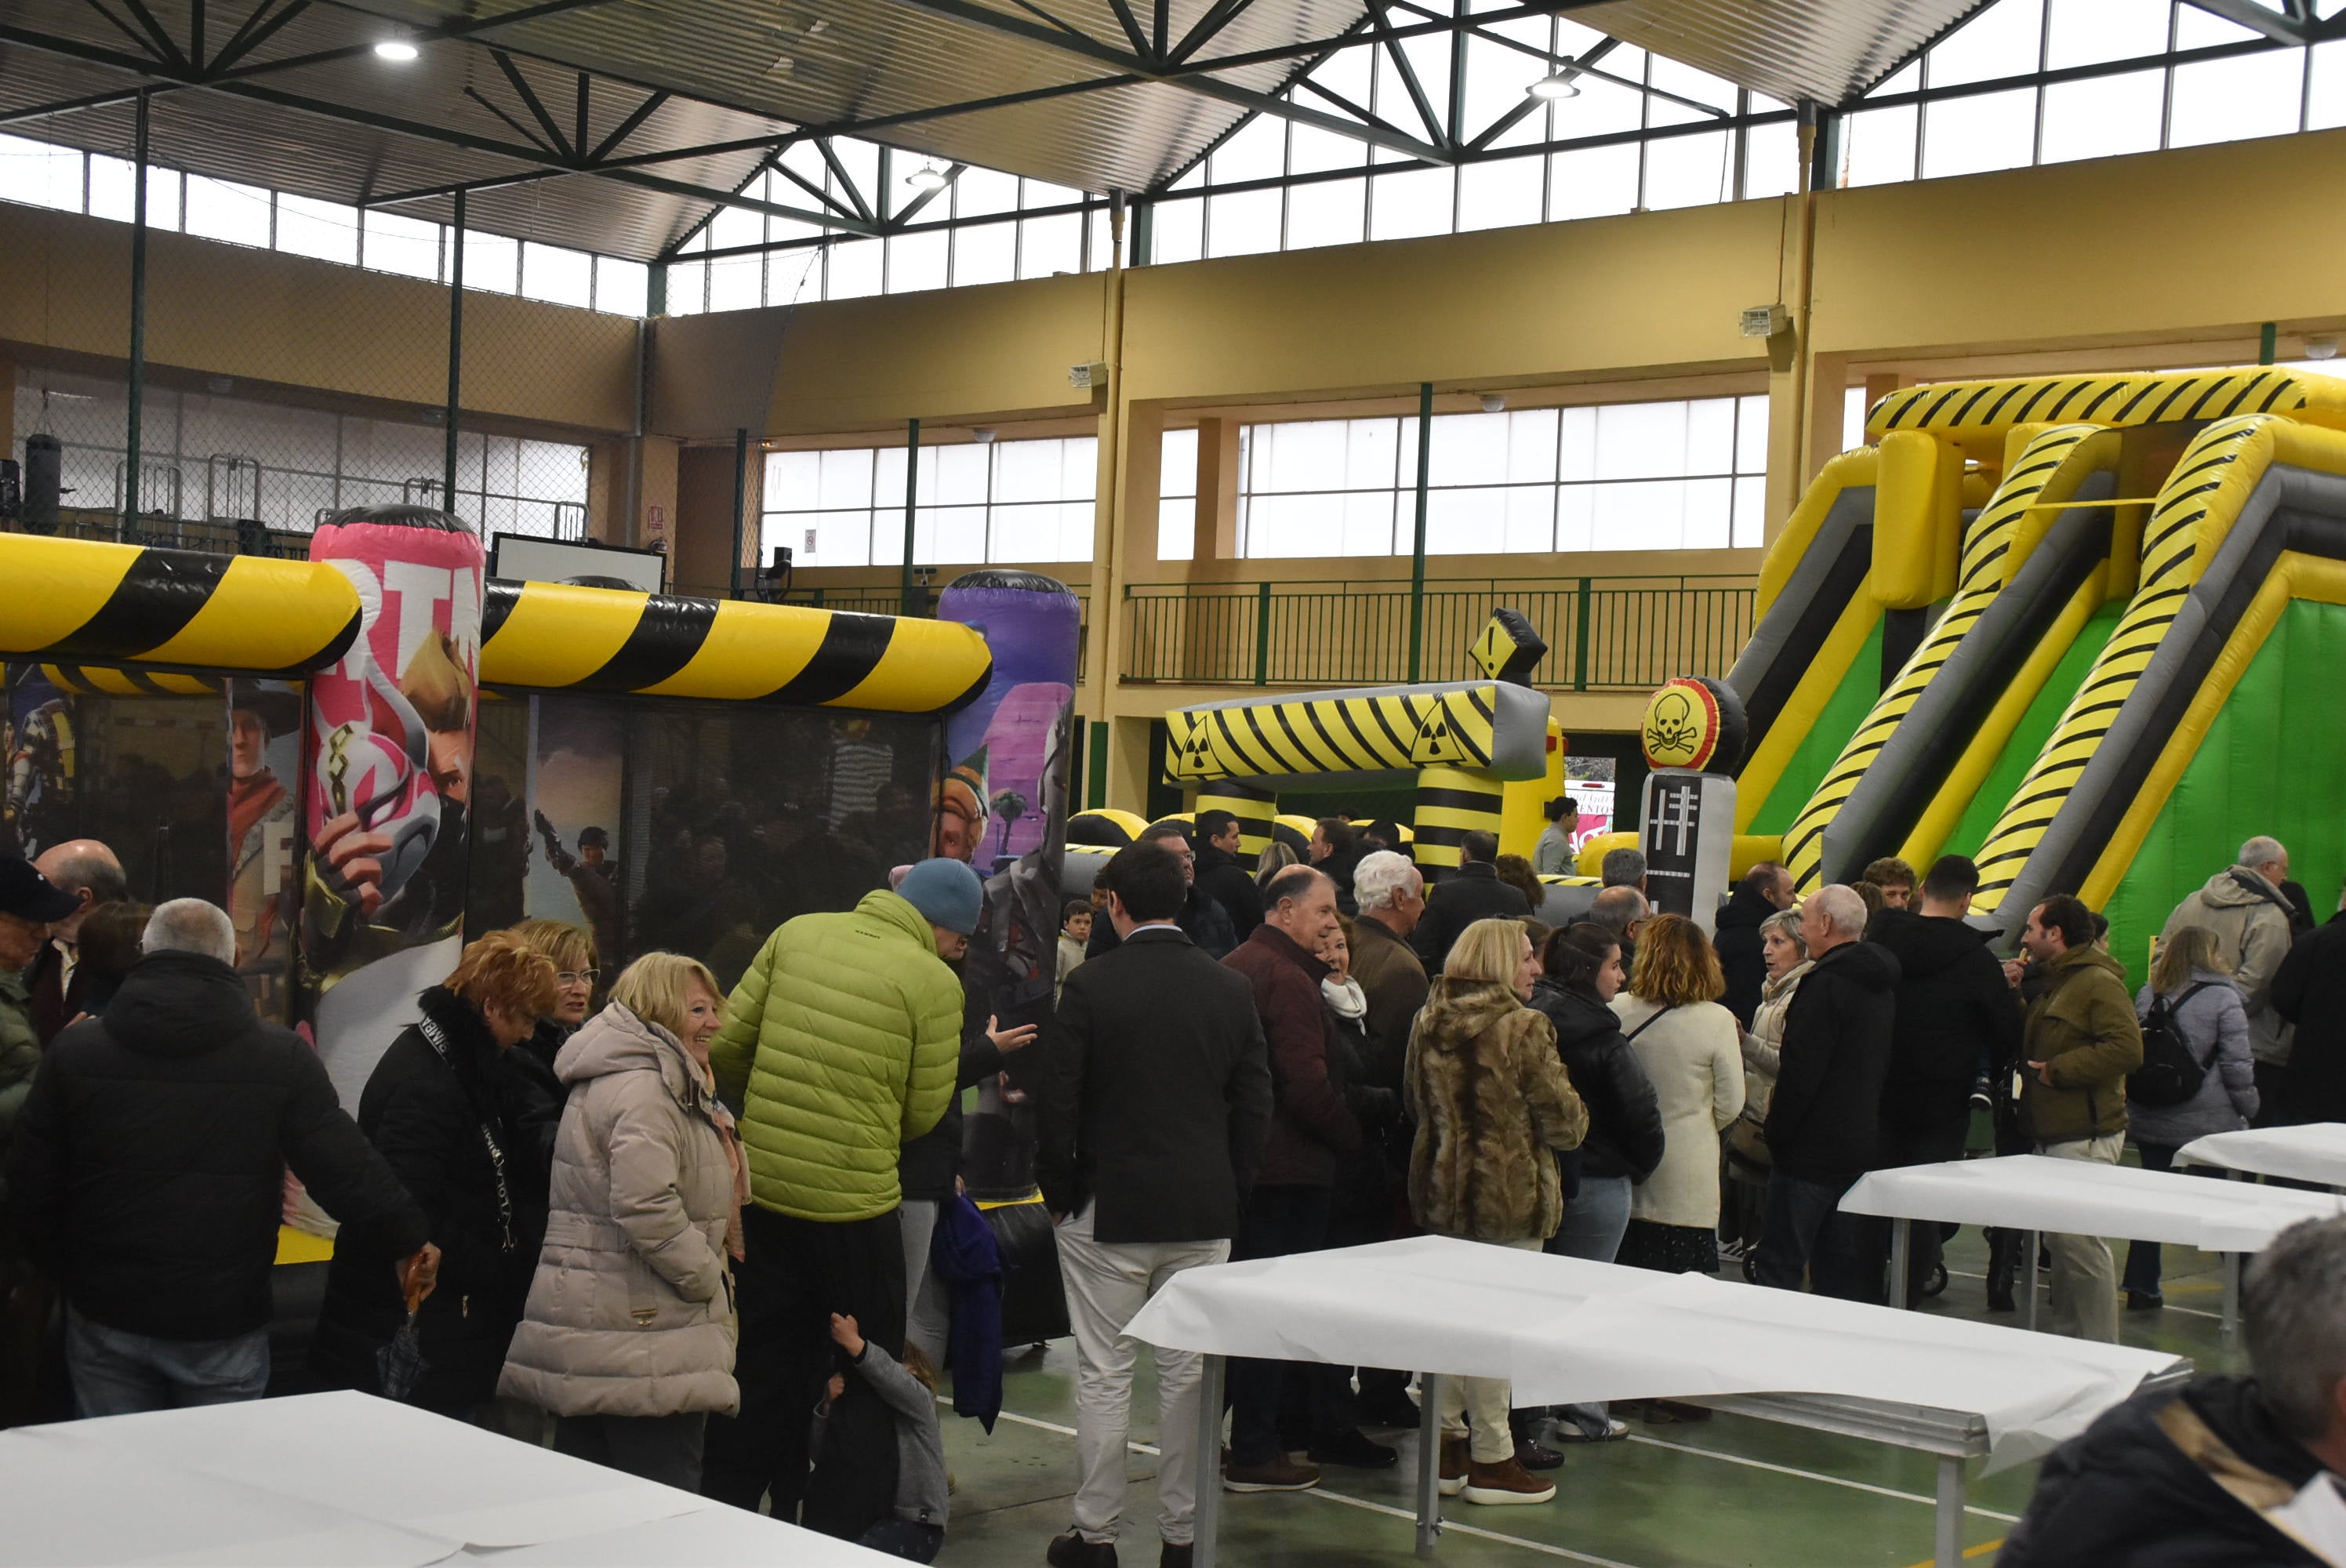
[1233,396,1769,559]
[761,435,1099,568]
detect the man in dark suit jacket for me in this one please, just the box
[1039,840,1272,1568]
[1411,830,1532,975]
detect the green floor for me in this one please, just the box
[929,1225,2233,1568]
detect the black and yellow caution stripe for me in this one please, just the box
[1166,679,1547,786]
[474,579,990,714]
[1973,417,2346,920]
[0,535,360,676]
[1865,368,2346,445]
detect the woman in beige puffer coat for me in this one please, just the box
[501,953,746,1488]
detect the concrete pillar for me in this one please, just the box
[1105,714,1156,817]
[1088,400,1161,720]
[1193,418,1242,564]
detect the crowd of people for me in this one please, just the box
[5,810,2346,1565]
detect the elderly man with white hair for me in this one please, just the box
[1752,884,1900,1301]
[2163,834,2301,1118]
[9,898,437,1417]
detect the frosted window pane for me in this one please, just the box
[2312,40,2346,129]
[1148,198,1203,264]
[767,250,823,304]
[2170,51,2307,147]
[1558,406,1597,482]
[1457,155,1543,230]
[0,135,83,213]
[1594,401,1690,481]
[592,257,646,318]
[463,230,520,293]
[954,221,1016,285]
[710,203,761,251]
[955,167,1018,217]
[185,175,272,246]
[1430,412,1508,488]
[934,503,987,562]
[1347,419,1403,490]
[1257,421,1346,493]
[874,447,907,513]
[1555,485,1595,552]
[85,156,132,223]
[1686,397,1735,474]
[1843,104,1917,186]
[1733,475,1768,546]
[1425,487,1505,554]
[1341,490,1398,555]
[1738,394,1771,473]
[990,503,1058,561]
[1020,212,1082,276]
[1643,130,1734,209]
[521,242,592,307]
[1286,177,1364,249]
[826,238,882,299]
[766,452,821,509]
[1683,477,1734,548]
[1928,0,2044,86]
[1592,478,1687,549]
[995,439,1066,504]
[1369,166,1454,240]
[1505,408,1560,485]
[2046,0,2171,69]
[1212,114,1287,184]
[1743,119,1800,199]
[1459,34,1546,146]
[2039,70,2166,163]
[817,448,875,510]
[1161,428,1200,499]
[1089,208,1115,270]
[1502,485,1558,552]
[1158,496,1196,561]
[1548,143,1639,220]
[1289,122,1364,176]
[708,253,763,310]
[1846,387,1870,452]
[933,444,989,506]
[1247,492,1342,557]
[365,210,442,281]
[1207,189,1282,257]
[2174,3,2261,47]
[1548,66,1646,136]
[1921,88,2039,178]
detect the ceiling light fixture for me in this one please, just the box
[372,38,419,61]
[1480,394,1507,413]
[1527,60,1581,100]
[2306,335,2340,361]
[971,428,997,445]
[906,163,951,193]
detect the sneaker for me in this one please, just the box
[1514,1437,1566,1472]
[2126,1290,2165,1312]
[1047,1530,1119,1567]
[1437,1436,1469,1497]
[1159,1544,1192,1568]
[1222,1454,1320,1493]
[1462,1457,1557,1506]
[1970,1074,1994,1115]
[1553,1417,1630,1443]
[1307,1428,1398,1469]
[1716,1238,1748,1263]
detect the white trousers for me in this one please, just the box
[1055,1203,1231,1546]
[1439,1237,1544,1462]
[2036,1132,2125,1343]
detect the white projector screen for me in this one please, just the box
[490,534,666,593]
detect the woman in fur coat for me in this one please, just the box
[1404,917,1587,1509]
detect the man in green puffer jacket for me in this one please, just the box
[2018,894,2144,1346]
[702,858,977,1536]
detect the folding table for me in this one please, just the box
[2177,1122,2346,1190]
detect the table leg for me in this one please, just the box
[1195,1353,1224,1568]
[1934,1455,1964,1568]
[2025,1230,2039,1333]
[2224,1252,2240,1338]
[1416,1374,1445,1559]
[1888,1218,1912,1310]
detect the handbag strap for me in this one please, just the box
[1622,1003,1676,1044]
[415,1011,516,1255]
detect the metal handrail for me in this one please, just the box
[1121,576,1754,690]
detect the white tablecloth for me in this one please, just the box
[1839,1153,2346,1251]
[1123,1236,2180,1471]
[2177,1123,2346,1189]
[0,1392,895,1567]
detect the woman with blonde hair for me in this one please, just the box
[1611,914,1744,1276]
[2121,925,2256,1309]
[310,929,561,1419]
[1405,916,1587,1507]
[506,917,597,1163]
[502,952,746,1486]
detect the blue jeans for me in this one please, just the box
[1546,1175,1632,1436]
[65,1306,268,1417]
[1752,1172,1876,1301]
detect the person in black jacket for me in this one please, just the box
[1715,863,1792,1029]
[1864,855,2022,1301]
[2001,1215,2346,1568]
[308,929,558,1422]
[1752,885,1898,1303]
[1529,923,1662,1444]
[1309,819,1368,919]
[1039,840,1273,1568]
[1084,824,1237,961]
[2272,881,2346,1127]
[899,996,1033,1364]
[10,899,437,1417]
[1193,811,1267,940]
[1413,832,1532,975]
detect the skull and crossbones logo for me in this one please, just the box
[1646,691,1701,764]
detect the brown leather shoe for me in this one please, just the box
[1222,1454,1320,1493]
[1462,1456,1557,1505]
[1437,1435,1469,1497]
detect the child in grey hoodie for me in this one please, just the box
[819,1312,948,1563]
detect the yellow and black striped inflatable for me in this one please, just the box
[1866,368,2346,444]
[0,535,361,675]
[1168,681,1545,784]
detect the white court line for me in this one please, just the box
[1943,1267,2224,1323]
[1624,1433,2021,1523]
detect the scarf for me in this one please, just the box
[1322,974,1368,1021]
[228,769,285,851]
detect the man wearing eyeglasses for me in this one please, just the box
[1082,824,1237,961]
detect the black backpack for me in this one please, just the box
[2127,982,2218,1108]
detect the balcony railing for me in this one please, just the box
[1122,577,1754,690]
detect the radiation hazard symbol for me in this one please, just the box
[1170,720,1221,779]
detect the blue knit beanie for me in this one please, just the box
[897,857,983,936]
